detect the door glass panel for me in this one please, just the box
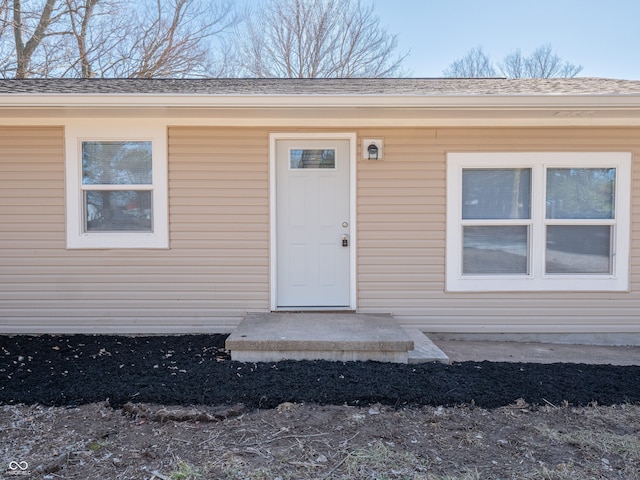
[546,225,611,274]
[546,168,615,219]
[462,168,531,219]
[290,149,336,169]
[463,226,528,275]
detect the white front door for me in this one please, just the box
[276,139,351,308]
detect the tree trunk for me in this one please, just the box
[13,0,57,78]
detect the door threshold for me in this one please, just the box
[274,308,355,313]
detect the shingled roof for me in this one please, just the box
[2,77,640,96]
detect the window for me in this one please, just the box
[66,123,168,249]
[446,153,631,292]
[290,149,336,169]
[82,141,153,232]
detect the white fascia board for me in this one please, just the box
[3,93,640,110]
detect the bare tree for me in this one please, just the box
[12,0,62,77]
[442,46,496,78]
[1,0,237,78]
[445,44,583,79]
[103,0,236,78]
[502,44,583,78]
[63,0,98,77]
[232,0,406,78]
[57,0,148,78]
[0,0,14,73]
[500,49,525,79]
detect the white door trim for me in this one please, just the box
[269,132,357,310]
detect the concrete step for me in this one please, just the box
[404,328,450,364]
[226,312,448,364]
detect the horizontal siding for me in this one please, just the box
[357,129,446,321]
[167,126,270,325]
[358,127,640,334]
[0,129,65,262]
[0,127,66,331]
[0,126,270,333]
[2,125,640,334]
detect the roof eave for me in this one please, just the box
[2,93,640,109]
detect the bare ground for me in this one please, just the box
[2,401,640,480]
[1,334,640,479]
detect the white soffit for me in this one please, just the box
[3,92,640,108]
[2,93,640,126]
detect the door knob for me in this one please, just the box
[342,234,349,247]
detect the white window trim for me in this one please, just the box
[65,120,168,249]
[446,152,631,292]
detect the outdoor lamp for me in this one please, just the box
[367,143,379,160]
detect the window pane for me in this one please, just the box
[546,225,611,274]
[290,149,335,169]
[546,168,615,219]
[83,141,152,185]
[462,169,531,219]
[463,226,528,275]
[85,191,152,232]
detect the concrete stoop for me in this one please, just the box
[404,327,451,364]
[225,312,449,364]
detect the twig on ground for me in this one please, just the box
[235,432,329,447]
[198,433,221,447]
[123,402,246,423]
[171,437,193,445]
[320,451,354,480]
[339,431,360,448]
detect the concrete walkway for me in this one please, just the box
[433,339,640,366]
[226,313,448,363]
[225,312,640,366]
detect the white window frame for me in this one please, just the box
[65,121,168,249]
[446,152,631,292]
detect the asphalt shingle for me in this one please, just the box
[1,77,640,96]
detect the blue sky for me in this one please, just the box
[374,0,640,79]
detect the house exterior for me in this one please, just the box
[1,77,640,343]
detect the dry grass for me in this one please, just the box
[1,402,639,479]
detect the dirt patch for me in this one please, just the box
[1,335,640,479]
[2,401,640,479]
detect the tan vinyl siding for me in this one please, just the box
[2,124,640,334]
[0,126,270,333]
[357,128,445,319]
[0,127,67,330]
[167,126,270,322]
[357,127,640,334]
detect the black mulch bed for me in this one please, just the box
[1,334,639,409]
